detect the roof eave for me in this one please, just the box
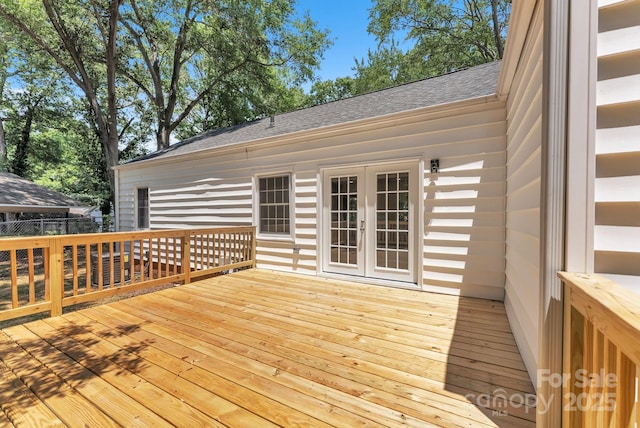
[115,93,502,171]
[0,205,75,213]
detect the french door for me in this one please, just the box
[322,162,418,283]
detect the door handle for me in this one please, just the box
[360,220,365,231]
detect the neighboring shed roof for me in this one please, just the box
[128,61,502,165]
[0,172,83,213]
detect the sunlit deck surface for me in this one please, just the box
[0,269,535,427]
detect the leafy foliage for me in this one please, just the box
[0,0,329,211]
[118,0,330,149]
[307,0,510,103]
[369,0,509,76]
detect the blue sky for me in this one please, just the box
[296,0,379,82]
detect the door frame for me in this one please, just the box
[319,160,422,286]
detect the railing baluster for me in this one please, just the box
[28,248,35,304]
[72,245,78,296]
[172,237,177,276]
[616,351,635,427]
[108,242,115,288]
[155,237,160,278]
[97,243,103,291]
[10,249,18,309]
[603,338,616,427]
[119,240,125,286]
[85,244,91,293]
[164,237,169,278]
[44,247,50,301]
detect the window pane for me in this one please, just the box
[340,177,348,193]
[388,251,398,269]
[137,188,149,229]
[340,195,348,211]
[389,193,397,210]
[348,247,357,265]
[399,232,409,250]
[339,247,348,264]
[258,175,290,234]
[348,230,356,246]
[388,173,397,191]
[349,195,357,211]
[399,173,409,191]
[388,212,397,230]
[398,252,409,270]
[399,192,409,210]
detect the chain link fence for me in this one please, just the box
[0,217,100,238]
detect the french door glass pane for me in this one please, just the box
[375,172,409,271]
[330,176,358,265]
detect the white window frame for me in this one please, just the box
[254,172,294,241]
[136,187,149,230]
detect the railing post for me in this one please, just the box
[49,238,63,317]
[181,231,191,284]
[251,226,257,268]
[562,282,584,428]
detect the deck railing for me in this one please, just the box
[559,272,640,427]
[0,226,256,322]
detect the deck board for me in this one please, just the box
[0,269,536,427]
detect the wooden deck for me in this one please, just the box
[0,269,536,427]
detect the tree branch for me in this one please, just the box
[168,59,250,133]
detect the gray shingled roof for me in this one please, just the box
[128,61,501,164]
[0,172,82,211]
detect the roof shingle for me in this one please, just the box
[129,61,502,164]
[0,173,82,210]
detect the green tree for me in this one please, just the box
[368,0,510,77]
[0,0,122,210]
[307,76,354,105]
[32,110,112,212]
[351,43,412,94]
[0,27,13,171]
[118,0,330,149]
[1,0,329,211]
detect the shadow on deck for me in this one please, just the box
[0,269,535,427]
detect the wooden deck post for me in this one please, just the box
[181,231,191,284]
[49,238,63,317]
[251,226,257,268]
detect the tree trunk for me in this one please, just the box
[490,0,504,59]
[156,125,170,151]
[0,118,6,171]
[11,106,35,177]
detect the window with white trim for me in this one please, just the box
[137,187,149,229]
[258,175,290,235]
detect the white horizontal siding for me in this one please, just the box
[596,125,640,154]
[118,100,508,299]
[595,0,640,290]
[422,121,507,300]
[597,74,640,106]
[597,25,640,57]
[594,226,640,252]
[503,1,544,385]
